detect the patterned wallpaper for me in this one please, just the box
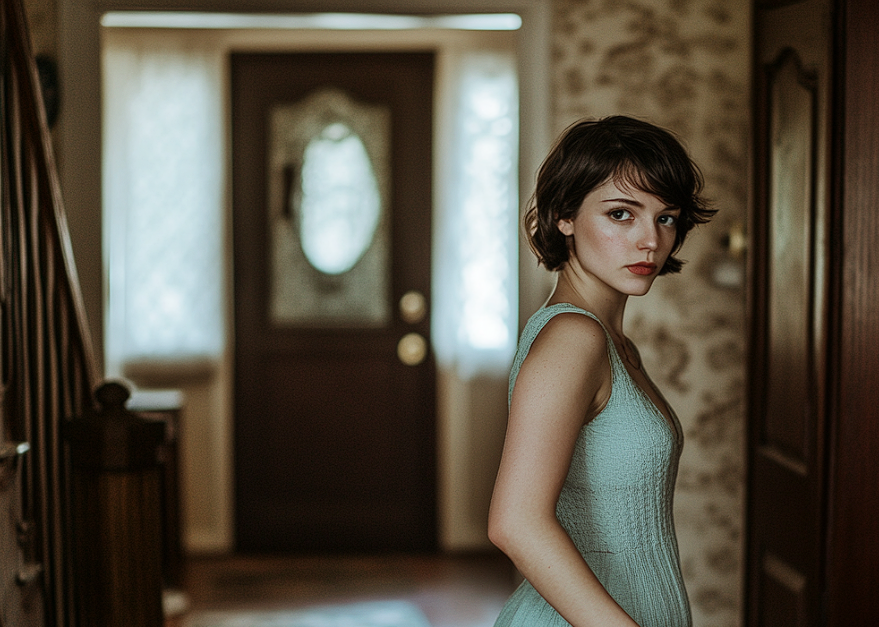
[551,2,750,626]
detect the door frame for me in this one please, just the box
[58,0,552,553]
[825,0,879,621]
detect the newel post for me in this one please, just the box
[65,380,166,627]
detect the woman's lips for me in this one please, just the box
[626,263,657,276]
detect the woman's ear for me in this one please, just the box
[557,218,574,237]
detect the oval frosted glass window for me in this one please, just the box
[299,122,381,275]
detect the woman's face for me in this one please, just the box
[556,179,680,297]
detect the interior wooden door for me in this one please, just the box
[231,52,436,553]
[747,0,831,624]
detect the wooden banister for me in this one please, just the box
[2,0,99,624]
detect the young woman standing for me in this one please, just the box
[489,116,716,627]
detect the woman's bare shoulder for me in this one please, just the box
[529,311,608,363]
[512,311,612,427]
[517,312,610,392]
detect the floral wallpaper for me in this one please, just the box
[551,1,750,626]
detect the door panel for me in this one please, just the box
[748,1,830,625]
[232,52,436,553]
[764,50,816,464]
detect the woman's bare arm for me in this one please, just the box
[488,313,640,627]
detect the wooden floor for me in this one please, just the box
[168,552,518,627]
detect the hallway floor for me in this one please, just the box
[168,552,518,627]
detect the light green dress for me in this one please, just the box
[494,304,691,627]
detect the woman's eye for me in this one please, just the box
[609,209,632,221]
[658,214,678,226]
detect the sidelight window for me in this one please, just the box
[102,33,224,374]
[433,51,519,376]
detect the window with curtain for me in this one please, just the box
[102,31,224,376]
[433,51,519,378]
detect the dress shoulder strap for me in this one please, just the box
[508,303,626,406]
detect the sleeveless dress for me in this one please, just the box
[494,303,691,627]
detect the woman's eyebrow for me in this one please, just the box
[601,197,643,206]
[602,197,680,211]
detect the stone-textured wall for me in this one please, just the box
[552,2,749,626]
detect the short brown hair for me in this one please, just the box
[525,115,715,274]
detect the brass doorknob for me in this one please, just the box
[397,332,427,366]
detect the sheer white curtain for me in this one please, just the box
[433,50,519,378]
[102,32,224,376]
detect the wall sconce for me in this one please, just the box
[711,222,747,289]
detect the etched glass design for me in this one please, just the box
[269,88,391,326]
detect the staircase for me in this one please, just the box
[1,0,99,624]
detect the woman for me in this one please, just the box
[488,116,715,627]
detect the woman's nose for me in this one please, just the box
[636,222,659,250]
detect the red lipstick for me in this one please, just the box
[627,262,657,276]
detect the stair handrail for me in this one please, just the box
[1,0,100,625]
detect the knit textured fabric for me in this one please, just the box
[494,303,691,627]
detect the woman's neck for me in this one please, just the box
[546,268,628,337]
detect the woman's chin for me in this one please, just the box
[624,278,659,297]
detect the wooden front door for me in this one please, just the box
[232,52,436,553]
[747,0,831,624]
